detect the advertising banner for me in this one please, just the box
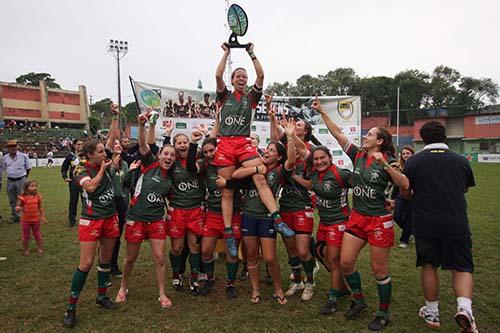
[131,78,361,169]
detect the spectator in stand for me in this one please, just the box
[1,139,31,223]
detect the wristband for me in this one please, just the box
[250,56,257,61]
[382,162,390,170]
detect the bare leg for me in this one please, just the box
[243,236,260,300]
[118,242,141,300]
[261,237,285,302]
[150,239,169,302]
[421,264,439,301]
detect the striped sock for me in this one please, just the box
[97,263,111,301]
[376,275,392,317]
[345,271,365,304]
[67,268,88,310]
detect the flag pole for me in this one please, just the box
[396,86,400,147]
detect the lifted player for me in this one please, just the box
[214,43,294,257]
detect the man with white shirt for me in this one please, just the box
[2,139,31,223]
[403,121,478,333]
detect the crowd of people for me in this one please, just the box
[0,43,478,333]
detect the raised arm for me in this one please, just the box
[283,119,297,171]
[246,43,264,88]
[137,113,150,156]
[215,44,230,92]
[106,103,120,150]
[311,98,349,150]
[187,130,203,174]
[266,95,283,142]
[209,103,221,138]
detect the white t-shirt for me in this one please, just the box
[47,151,53,159]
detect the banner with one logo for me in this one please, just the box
[131,78,361,169]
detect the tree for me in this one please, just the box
[122,102,139,124]
[16,72,61,89]
[394,69,431,110]
[295,74,322,96]
[427,65,461,107]
[457,77,499,111]
[319,68,360,96]
[266,81,297,96]
[88,116,100,135]
[359,76,397,114]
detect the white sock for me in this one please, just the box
[425,299,439,313]
[457,297,472,314]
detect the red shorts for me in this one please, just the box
[78,214,119,242]
[346,210,394,248]
[166,206,204,238]
[203,210,242,239]
[317,222,346,248]
[125,220,166,243]
[212,137,259,167]
[281,209,314,234]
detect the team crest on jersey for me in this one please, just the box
[324,180,333,191]
[267,172,275,183]
[370,169,380,182]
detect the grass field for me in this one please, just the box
[0,164,499,332]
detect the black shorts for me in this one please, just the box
[241,214,276,239]
[415,236,474,273]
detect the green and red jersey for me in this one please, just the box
[345,142,398,216]
[168,158,205,209]
[280,159,312,212]
[310,165,351,225]
[216,86,262,137]
[127,152,172,222]
[200,160,242,213]
[242,165,281,219]
[74,161,116,220]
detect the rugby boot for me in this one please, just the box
[173,274,184,292]
[368,314,390,331]
[189,276,200,296]
[320,299,338,315]
[226,284,238,299]
[301,283,315,301]
[199,279,215,296]
[63,309,76,328]
[96,297,118,310]
[285,281,305,296]
[345,300,368,319]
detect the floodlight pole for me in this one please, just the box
[107,39,129,131]
[396,86,400,147]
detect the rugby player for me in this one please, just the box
[312,98,409,331]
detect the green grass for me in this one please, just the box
[0,164,499,332]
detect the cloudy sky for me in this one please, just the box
[1,0,499,104]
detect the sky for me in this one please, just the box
[1,0,499,104]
